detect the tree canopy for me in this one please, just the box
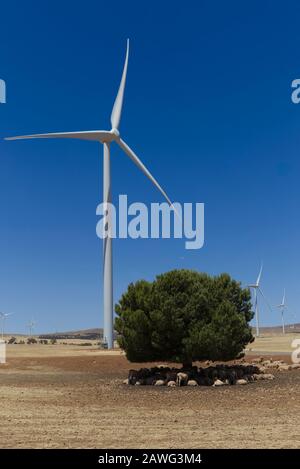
[115,269,254,366]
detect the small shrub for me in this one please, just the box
[27,337,37,344]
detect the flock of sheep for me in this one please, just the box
[125,358,298,387]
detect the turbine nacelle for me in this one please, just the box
[97,128,121,143]
[110,128,120,139]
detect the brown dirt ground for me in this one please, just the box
[0,353,300,449]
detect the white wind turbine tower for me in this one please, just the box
[27,319,36,338]
[277,289,287,335]
[5,40,174,349]
[0,312,13,340]
[248,264,272,337]
[290,311,298,331]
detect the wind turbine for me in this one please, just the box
[290,311,298,330]
[27,319,36,338]
[277,289,287,334]
[248,264,272,337]
[4,40,174,349]
[0,312,13,340]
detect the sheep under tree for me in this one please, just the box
[115,269,254,368]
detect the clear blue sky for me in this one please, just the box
[0,0,300,334]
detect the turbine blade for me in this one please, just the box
[256,263,263,286]
[110,39,129,130]
[117,138,174,208]
[282,288,286,306]
[258,287,273,312]
[5,130,111,142]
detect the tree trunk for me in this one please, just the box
[182,360,192,369]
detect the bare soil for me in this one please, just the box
[1,350,300,448]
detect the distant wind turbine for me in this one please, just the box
[4,40,174,349]
[248,264,272,337]
[277,289,287,335]
[27,319,36,337]
[290,311,297,330]
[0,312,13,340]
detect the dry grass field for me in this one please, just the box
[246,332,300,354]
[0,335,300,449]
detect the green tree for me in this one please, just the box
[115,269,254,367]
